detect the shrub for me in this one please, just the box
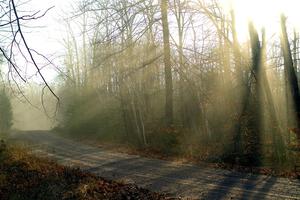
[58,88,124,142]
[147,126,182,155]
[0,90,13,134]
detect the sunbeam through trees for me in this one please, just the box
[1,1,300,198]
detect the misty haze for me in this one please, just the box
[0,0,300,199]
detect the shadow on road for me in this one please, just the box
[9,131,300,199]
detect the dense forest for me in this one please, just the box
[1,0,300,169]
[50,0,300,168]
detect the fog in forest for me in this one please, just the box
[2,0,300,170]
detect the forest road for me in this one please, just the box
[10,130,300,200]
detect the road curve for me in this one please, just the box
[9,131,300,200]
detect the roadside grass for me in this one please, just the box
[0,141,176,200]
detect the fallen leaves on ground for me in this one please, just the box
[0,143,177,200]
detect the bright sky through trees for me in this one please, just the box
[22,0,73,82]
[221,0,300,41]
[30,0,300,56]
[18,0,300,81]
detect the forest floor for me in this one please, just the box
[0,139,175,200]
[8,130,300,199]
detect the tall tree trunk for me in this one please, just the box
[173,0,188,127]
[161,0,173,126]
[178,12,186,127]
[247,22,262,166]
[280,15,300,137]
[225,22,262,166]
[231,9,244,155]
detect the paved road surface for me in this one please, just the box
[9,131,300,199]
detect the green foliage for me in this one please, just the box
[0,90,13,134]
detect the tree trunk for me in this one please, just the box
[160,0,173,126]
[247,22,262,166]
[280,15,300,136]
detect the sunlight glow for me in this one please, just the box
[221,0,300,41]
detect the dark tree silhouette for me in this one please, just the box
[160,0,173,126]
[280,15,300,138]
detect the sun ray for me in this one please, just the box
[220,0,300,42]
